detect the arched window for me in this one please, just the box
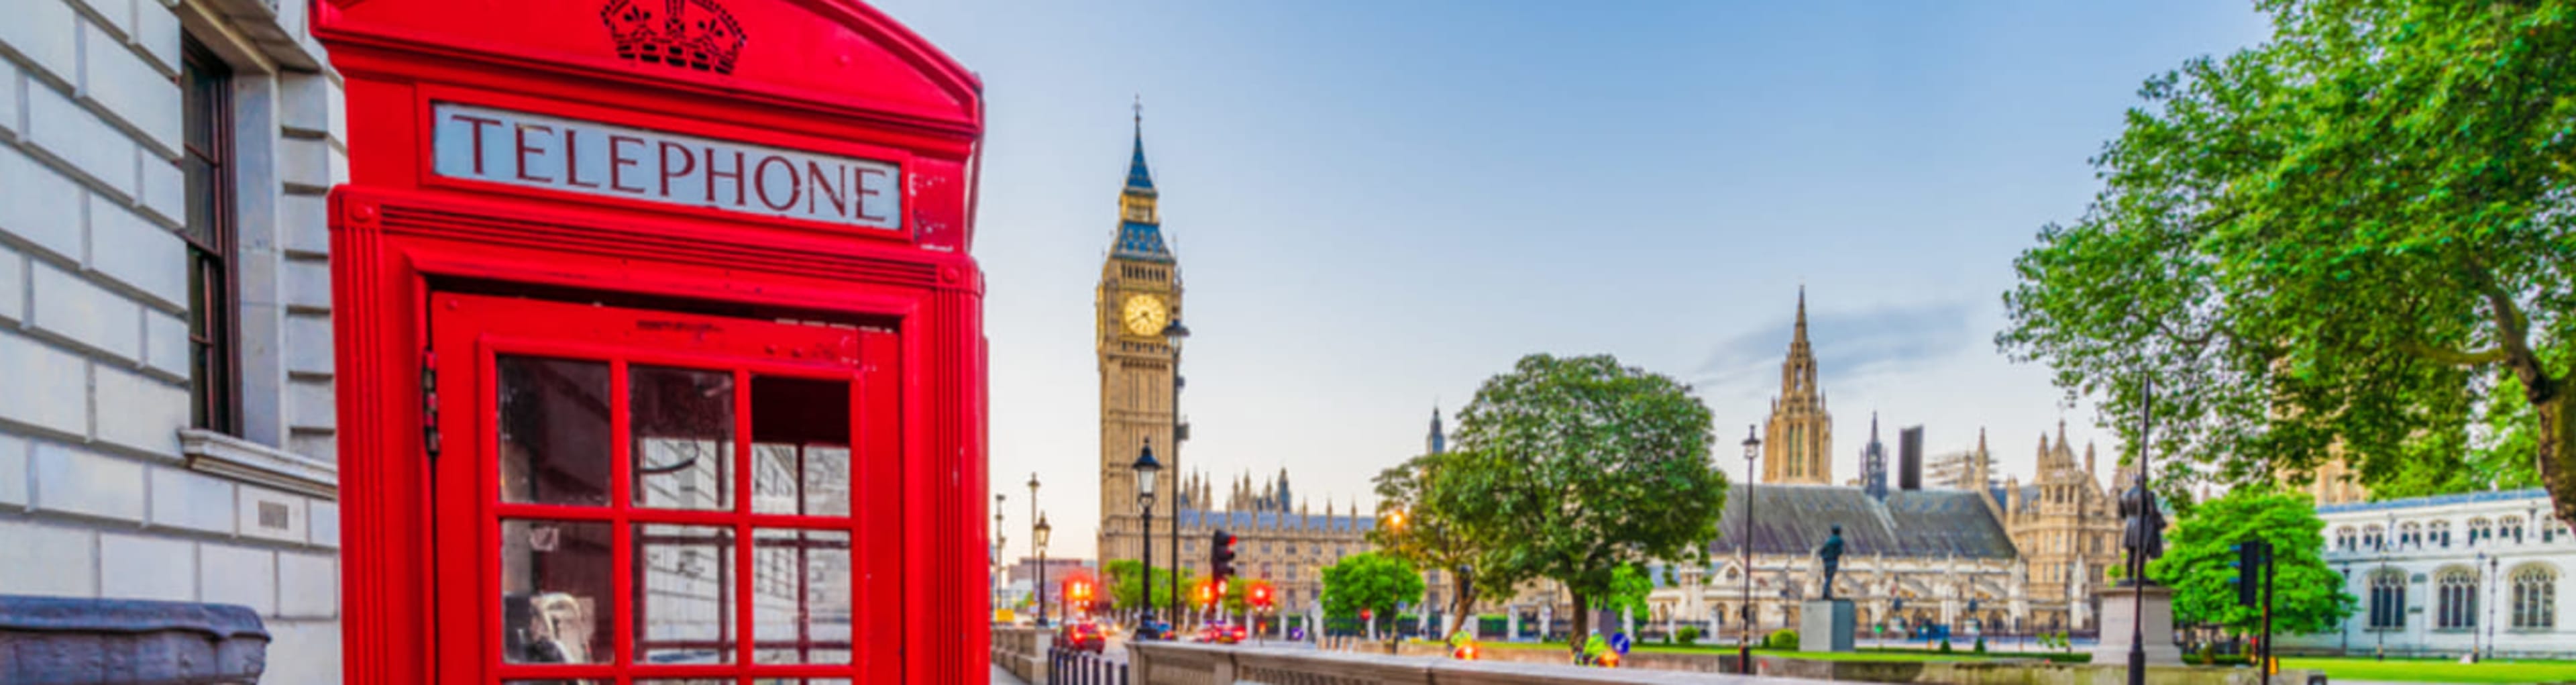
[2501,517,2526,544]
[2400,522,2423,549]
[2513,566,2557,629]
[2429,521,2453,549]
[2369,569,2407,629]
[2469,518,2494,546]
[2363,525,2387,551]
[2437,568,2479,630]
[2335,527,2357,551]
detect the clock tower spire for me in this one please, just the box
[1098,107,1183,567]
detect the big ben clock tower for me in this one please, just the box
[1098,111,1182,567]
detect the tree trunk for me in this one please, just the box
[1570,592,1592,662]
[1450,567,1474,634]
[2539,386,2576,526]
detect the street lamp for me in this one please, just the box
[1162,318,1189,622]
[994,493,1006,619]
[1134,438,1164,634]
[2377,513,2392,661]
[2483,553,2498,661]
[1739,425,1760,675]
[1027,472,1042,625]
[1035,513,1054,629]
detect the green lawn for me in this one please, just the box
[2281,657,2576,684]
[1458,639,2061,662]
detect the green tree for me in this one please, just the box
[1320,551,1425,628]
[1440,354,1729,649]
[1368,451,1492,626]
[1601,564,1654,621]
[1102,559,1181,613]
[1997,0,2575,519]
[2147,488,2357,637]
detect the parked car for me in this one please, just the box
[1193,622,1246,645]
[1053,622,1106,653]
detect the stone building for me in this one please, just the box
[1,1,345,682]
[1095,115,1186,568]
[1169,472,1376,615]
[1925,436,1996,492]
[1994,424,2124,632]
[1762,288,1833,485]
[1642,293,2127,639]
[2282,488,2573,658]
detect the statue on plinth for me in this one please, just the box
[2118,482,2166,586]
[1817,525,1845,600]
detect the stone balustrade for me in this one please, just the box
[994,625,1051,684]
[1128,641,2326,685]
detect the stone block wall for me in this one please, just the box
[0,0,341,683]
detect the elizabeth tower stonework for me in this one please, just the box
[1097,117,1183,566]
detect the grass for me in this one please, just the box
[2280,656,2576,684]
[1454,639,2067,662]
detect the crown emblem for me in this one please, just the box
[601,0,748,75]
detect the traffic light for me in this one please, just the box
[2232,539,2272,607]
[1250,584,1273,609]
[1211,529,1238,583]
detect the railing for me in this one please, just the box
[1049,647,1131,685]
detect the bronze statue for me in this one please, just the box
[1817,524,1845,600]
[2118,482,2166,585]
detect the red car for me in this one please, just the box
[1053,622,1106,653]
[1193,623,1247,645]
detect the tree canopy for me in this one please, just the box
[1439,354,1728,648]
[1102,559,1183,613]
[1999,0,2576,520]
[2147,488,2357,636]
[1368,450,1493,625]
[1319,551,1424,622]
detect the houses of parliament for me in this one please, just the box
[1088,117,2176,634]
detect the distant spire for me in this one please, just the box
[1126,97,1155,191]
[1428,405,1447,455]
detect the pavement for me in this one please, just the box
[992,662,1032,685]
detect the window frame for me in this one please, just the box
[180,37,241,435]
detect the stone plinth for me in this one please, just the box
[1799,599,1856,653]
[2091,584,2185,666]
[0,595,269,685]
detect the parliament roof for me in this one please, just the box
[1711,484,2015,560]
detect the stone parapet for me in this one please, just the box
[1140,641,2320,685]
[992,625,1051,684]
[0,595,268,684]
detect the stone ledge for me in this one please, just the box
[180,429,336,500]
[0,594,268,685]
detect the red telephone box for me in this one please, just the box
[315,1,985,683]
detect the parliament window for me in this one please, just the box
[2367,570,2405,630]
[2436,569,2478,630]
[182,38,239,435]
[2513,566,2557,630]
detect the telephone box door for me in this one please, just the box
[429,292,900,684]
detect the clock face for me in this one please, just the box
[1122,295,1167,337]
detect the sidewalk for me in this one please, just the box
[992,662,1032,685]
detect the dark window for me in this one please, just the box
[182,39,238,434]
[2367,571,2406,629]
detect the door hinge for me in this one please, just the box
[423,350,441,461]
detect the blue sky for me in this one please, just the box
[866,1,2277,560]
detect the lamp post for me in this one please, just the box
[994,493,1006,619]
[1035,513,1053,629]
[1027,472,1042,625]
[1134,438,1165,635]
[2484,554,2498,661]
[1162,319,1189,621]
[1739,425,1761,675]
[2377,513,2392,660]
[2337,562,2351,656]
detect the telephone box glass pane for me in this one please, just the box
[498,519,614,665]
[497,357,612,507]
[632,366,735,511]
[749,376,851,516]
[751,529,852,664]
[635,523,736,664]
